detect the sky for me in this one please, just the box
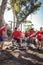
[0,0,43,30]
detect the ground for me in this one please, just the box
[0,42,43,65]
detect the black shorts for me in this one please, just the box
[13,37,20,43]
[38,39,42,41]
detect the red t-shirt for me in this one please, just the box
[36,31,42,39]
[0,26,6,36]
[18,30,22,37]
[12,30,22,39]
[25,30,35,37]
[29,30,35,36]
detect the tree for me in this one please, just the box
[0,0,41,28]
[23,20,34,31]
[10,0,41,28]
[0,0,7,27]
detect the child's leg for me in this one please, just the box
[40,40,43,48]
[0,41,4,49]
[35,39,39,48]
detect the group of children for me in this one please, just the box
[0,24,43,50]
[25,27,43,49]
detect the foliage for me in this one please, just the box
[24,20,34,31]
[9,0,42,29]
[34,0,41,7]
[7,27,12,36]
[25,26,32,31]
[10,0,20,12]
[10,0,41,23]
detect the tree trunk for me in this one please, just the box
[0,0,7,28]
